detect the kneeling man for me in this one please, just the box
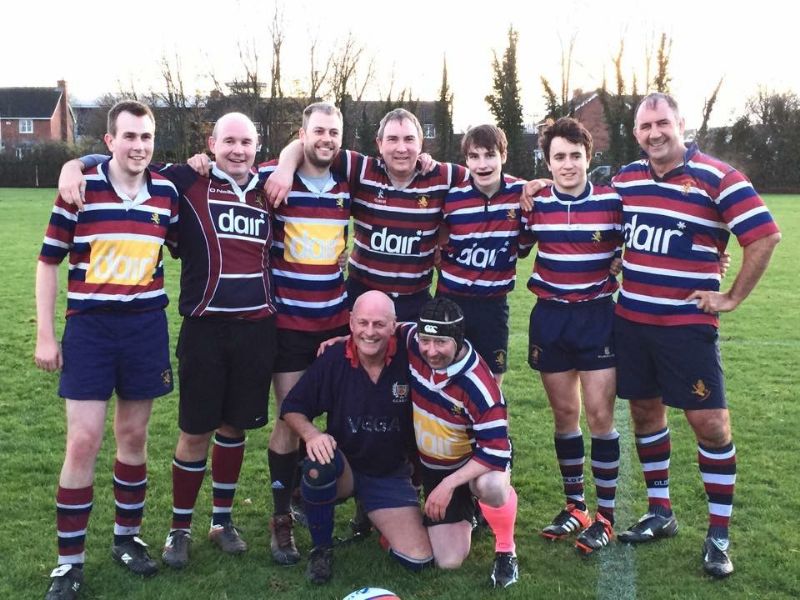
[281,291,433,584]
[403,297,519,588]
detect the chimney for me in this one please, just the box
[57,79,71,143]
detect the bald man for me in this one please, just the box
[58,112,278,568]
[281,291,433,584]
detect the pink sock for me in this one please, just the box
[479,486,517,554]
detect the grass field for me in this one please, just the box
[0,188,797,600]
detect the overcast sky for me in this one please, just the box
[3,0,796,131]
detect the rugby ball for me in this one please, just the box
[342,588,400,600]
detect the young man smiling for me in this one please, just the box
[435,124,527,385]
[520,117,623,555]
[37,100,180,600]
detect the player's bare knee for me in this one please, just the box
[65,429,103,464]
[473,474,509,507]
[434,552,466,570]
[115,423,148,454]
[268,419,299,451]
[176,430,212,461]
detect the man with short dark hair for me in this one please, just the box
[435,124,527,385]
[37,100,180,599]
[613,92,781,578]
[520,117,623,555]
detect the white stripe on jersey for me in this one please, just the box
[473,418,508,432]
[43,236,70,249]
[219,273,264,279]
[449,230,520,241]
[352,198,441,216]
[623,260,721,281]
[271,268,341,281]
[217,233,268,244]
[73,233,168,244]
[446,202,520,215]
[532,223,620,232]
[691,244,719,254]
[275,215,349,226]
[537,249,616,261]
[67,289,166,301]
[440,271,515,288]
[686,159,725,181]
[276,294,347,309]
[51,205,78,221]
[349,257,434,279]
[728,204,770,230]
[531,273,612,290]
[205,302,272,312]
[619,289,694,306]
[352,218,438,237]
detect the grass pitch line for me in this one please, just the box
[596,400,637,600]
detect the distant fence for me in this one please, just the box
[0,143,79,188]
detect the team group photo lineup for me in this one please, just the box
[5,5,791,598]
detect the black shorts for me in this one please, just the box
[438,293,509,374]
[176,316,277,434]
[346,277,431,323]
[614,316,726,410]
[528,297,616,373]
[420,465,475,527]
[273,325,350,373]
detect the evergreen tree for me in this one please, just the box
[485,26,530,177]
[434,56,456,162]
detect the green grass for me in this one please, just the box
[1,188,798,599]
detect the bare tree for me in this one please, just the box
[697,78,724,146]
[328,32,375,148]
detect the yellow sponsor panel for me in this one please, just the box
[283,222,345,265]
[86,239,161,285]
[414,411,471,461]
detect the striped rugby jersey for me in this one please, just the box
[157,162,276,320]
[39,160,179,316]
[401,323,510,472]
[437,173,527,297]
[336,150,469,295]
[259,160,351,331]
[520,182,622,303]
[613,144,780,327]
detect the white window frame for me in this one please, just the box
[19,119,34,134]
[423,123,436,139]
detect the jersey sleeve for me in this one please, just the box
[39,193,80,264]
[462,374,511,471]
[715,169,780,246]
[334,149,367,194]
[518,205,537,258]
[79,153,109,169]
[280,348,339,420]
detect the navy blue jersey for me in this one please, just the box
[280,338,415,476]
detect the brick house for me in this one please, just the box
[0,80,75,154]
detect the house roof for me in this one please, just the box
[0,87,62,119]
